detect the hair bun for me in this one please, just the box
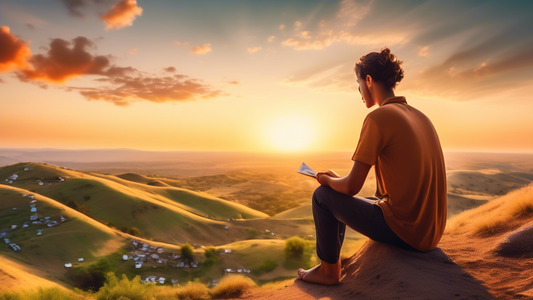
[355,47,404,89]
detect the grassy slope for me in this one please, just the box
[1,163,267,245]
[0,184,124,285]
[93,172,269,220]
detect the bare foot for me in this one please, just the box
[297,260,341,285]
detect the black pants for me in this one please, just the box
[312,186,412,264]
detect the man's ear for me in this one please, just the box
[366,75,373,90]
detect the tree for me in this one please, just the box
[181,243,195,261]
[285,237,306,257]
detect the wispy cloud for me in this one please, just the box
[101,0,143,30]
[247,46,261,54]
[128,48,137,55]
[190,43,212,55]
[77,73,222,106]
[418,46,429,57]
[281,0,386,51]
[227,80,239,85]
[279,24,285,30]
[0,26,32,72]
[268,36,275,42]
[59,0,91,18]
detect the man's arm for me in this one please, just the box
[317,160,372,196]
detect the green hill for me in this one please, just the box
[0,184,125,285]
[1,163,268,246]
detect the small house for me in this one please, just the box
[8,180,13,184]
[4,179,8,182]
[22,224,29,228]
[123,255,129,261]
[37,230,42,236]
[225,226,229,229]
[30,215,38,221]
[4,238,10,244]
[31,207,37,213]
[24,168,29,171]
[158,277,165,284]
[38,182,43,186]
[28,195,34,200]
[11,225,17,230]
[9,243,21,252]
[224,249,232,254]
[156,247,164,254]
[12,208,17,211]
[47,221,58,227]
[78,258,84,262]
[237,269,242,273]
[171,279,178,286]
[9,174,18,180]
[135,261,142,269]
[65,263,72,268]
[151,254,159,259]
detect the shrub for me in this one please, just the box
[252,259,277,276]
[126,227,141,237]
[96,273,151,300]
[0,287,84,300]
[204,247,218,260]
[181,244,195,262]
[210,275,256,299]
[173,281,210,300]
[284,237,306,257]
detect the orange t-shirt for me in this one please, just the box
[352,96,447,251]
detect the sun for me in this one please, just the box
[266,116,314,151]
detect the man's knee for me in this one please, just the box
[313,186,332,205]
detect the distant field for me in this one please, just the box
[1,150,533,293]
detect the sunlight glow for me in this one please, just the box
[267,116,314,151]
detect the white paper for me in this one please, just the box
[297,162,317,178]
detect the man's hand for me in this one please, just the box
[316,169,340,185]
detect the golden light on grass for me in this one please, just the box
[266,115,315,151]
[210,275,256,299]
[446,183,533,235]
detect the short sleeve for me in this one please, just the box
[352,117,383,165]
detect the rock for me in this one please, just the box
[494,221,533,258]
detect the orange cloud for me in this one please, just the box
[294,21,302,28]
[101,0,143,30]
[4,29,223,106]
[279,24,285,30]
[190,44,212,55]
[128,48,138,55]
[0,26,32,72]
[77,74,222,106]
[227,80,240,85]
[19,37,110,83]
[268,36,275,42]
[173,40,181,46]
[247,46,262,54]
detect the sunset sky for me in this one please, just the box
[1,0,533,153]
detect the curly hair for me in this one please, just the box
[355,47,404,90]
